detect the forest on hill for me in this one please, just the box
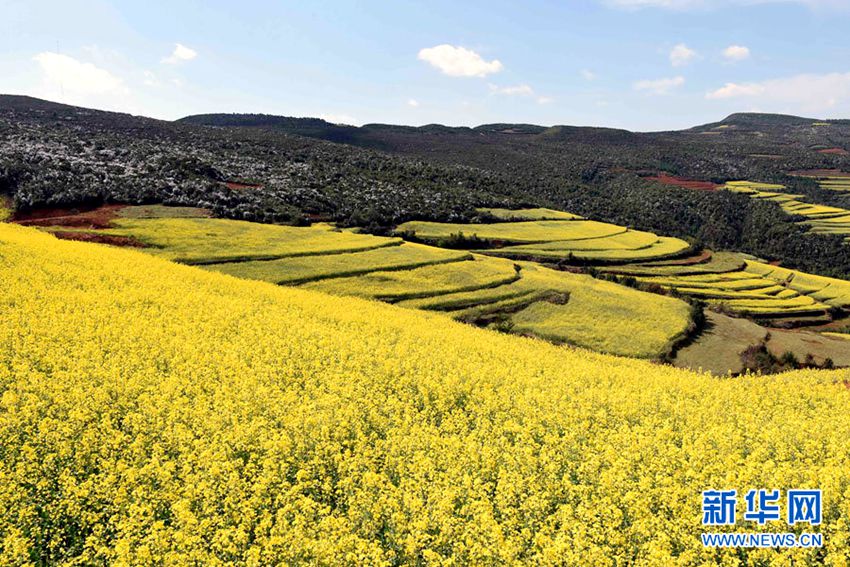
[3,95,850,277]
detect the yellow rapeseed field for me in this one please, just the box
[2,223,850,565]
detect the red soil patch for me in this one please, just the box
[818,148,850,156]
[648,249,712,266]
[224,181,263,190]
[14,204,126,229]
[52,231,146,248]
[646,173,719,191]
[305,213,333,222]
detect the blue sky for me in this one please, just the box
[2,0,850,130]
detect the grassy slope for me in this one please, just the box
[674,312,850,375]
[2,224,850,565]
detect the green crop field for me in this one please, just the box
[300,255,521,302]
[396,219,627,243]
[506,263,692,358]
[397,283,536,311]
[723,180,850,241]
[601,251,746,277]
[475,207,583,221]
[494,229,660,251]
[747,261,850,307]
[102,218,403,263]
[24,203,849,368]
[398,258,693,358]
[203,242,470,284]
[488,236,691,262]
[792,173,850,193]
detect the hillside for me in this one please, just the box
[2,222,849,564]
[5,96,850,278]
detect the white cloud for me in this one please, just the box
[706,72,850,112]
[634,76,685,94]
[581,69,597,81]
[407,98,419,107]
[706,82,764,98]
[31,52,132,111]
[489,83,534,96]
[723,45,751,61]
[34,52,125,95]
[417,44,503,77]
[318,113,358,125]
[162,43,197,65]
[670,43,697,67]
[142,70,160,87]
[488,83,552,103]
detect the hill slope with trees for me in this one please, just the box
[3,95,850,277]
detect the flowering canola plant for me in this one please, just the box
[1,223,850,565]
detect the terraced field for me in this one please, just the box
[674,312,850,375]
[398,218,694,264]
[301,255,522,302]
[102,218,404,264]
[303,255,691,358]
[476,207,583,220]
[724,180,850,241]
[792,170,850,193]
[397,219,628,243]
[815,177,850,193]
[394,213,850,364]
[19,204,850,370]
[29,206,692,359]
[596,247,850,371]
[486,235,691,263]
[611,257,850,320]
[205,243,470,285]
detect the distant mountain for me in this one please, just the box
[687,112,850,134]
[178,113,364,145]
